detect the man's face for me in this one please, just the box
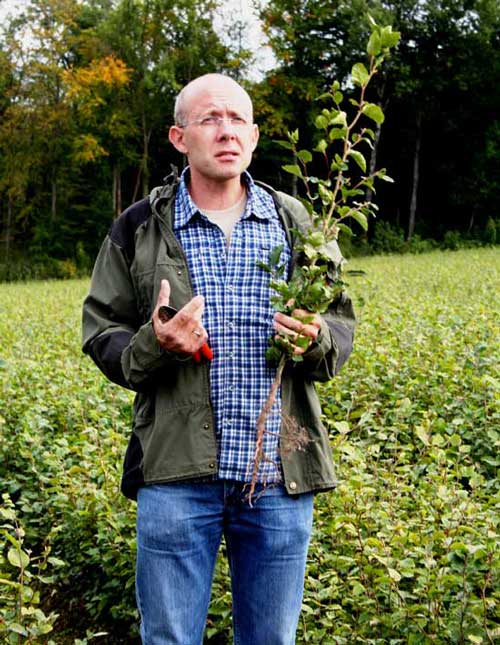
[169,78,259,185]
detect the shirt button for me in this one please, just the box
[228,284,234,291]
[176,269,182,276]
[228,351,234,358]
[289,481,297,491]
[203,423,209,430]
[209,462,215,469]
[228,321,234,329]
[229,385,234,391]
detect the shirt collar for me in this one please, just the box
[174,167,272,230]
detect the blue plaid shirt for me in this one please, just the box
[174,169,291,482]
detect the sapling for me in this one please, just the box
[247,18,400,502]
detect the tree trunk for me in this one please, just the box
[467,206,476,234]
[132,165,142,204]
[407,112,422,241]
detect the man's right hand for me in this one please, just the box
[152,279,209,355]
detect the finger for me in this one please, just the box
[274,319,318,343]
[273,320,300,340]
[274,312,303,332]
[292,309,321,329]
[274,312,310,336]
[273,333,308,355]
[177,295,205,322]
[157,279,171,306]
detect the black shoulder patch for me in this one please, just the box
[109,198,151,264]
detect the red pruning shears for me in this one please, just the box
[158,305,213,363]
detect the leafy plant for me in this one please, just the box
[0,249,498,641]
[0,493,61,643]
[249,19,400,499]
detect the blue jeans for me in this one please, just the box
[136,481,314,645]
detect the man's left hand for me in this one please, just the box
[273,309,321,355]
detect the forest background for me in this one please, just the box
[1,0,499,281]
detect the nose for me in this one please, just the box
[218,118,237,138]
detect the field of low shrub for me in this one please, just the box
[1,248,499,644]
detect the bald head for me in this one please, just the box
[174,74,254,126]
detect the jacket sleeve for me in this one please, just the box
[82,235,176,391]
[298,290,356,383]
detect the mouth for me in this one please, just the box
[215,151,240,161]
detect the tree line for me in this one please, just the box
[1,0,499,278]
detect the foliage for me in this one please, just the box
[258,0,500,240]
[248,20,399,497]
[0,0,242,264]
[261,20,399,357]
[0,494,61,643]
[0,248,498,641]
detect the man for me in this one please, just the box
[82,74,355,644]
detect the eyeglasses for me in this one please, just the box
[179,116,251,129]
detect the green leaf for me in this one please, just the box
[333,421,350,435]
[282,164,303,179]
[297,149,312,164]
[333,91,343,104]
[318,184,333,205]
[47,556,66,567]
[256,261,272,273]
[315,114,328,129]
[331,111,347,126]
[269,245,284,266]
[274,139,294,151]
[380,27,400,49]
[329,127,346,141]
[362,103,385,124]
[367,31,382,56]
[415,426,429,446]
[352,62,369,87]
[0,507,16,521]
[314,139,327,153]
[295,336,311,350]
[8,546,29,569]
[337,223,353,236]
[388,567,401,582]
[350,211,368,231]
[9,623,28,636]
[349,150,367,173]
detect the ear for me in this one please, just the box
[169,125,188,154]
[250,123,259,152]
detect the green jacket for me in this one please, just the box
[82,172,355,500]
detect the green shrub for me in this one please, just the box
[371,220,406,254]
[442,229,463,250]
[0,250,499,642]
[483,217,497,245]
[0,494,61,643]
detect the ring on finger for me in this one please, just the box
[192,329,202,337]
